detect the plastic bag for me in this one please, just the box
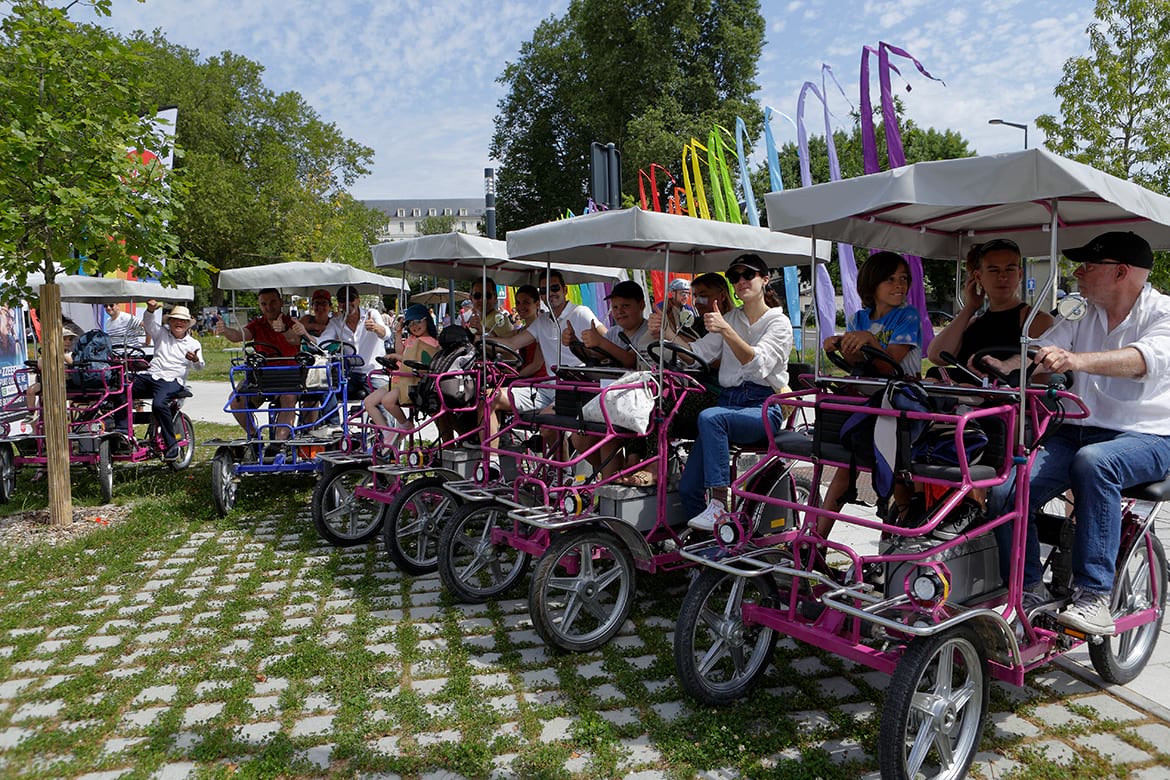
[581,371,657,434]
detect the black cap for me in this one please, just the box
[727,253,770,276]
[1063,231,1154,269]
[605,280,645,302]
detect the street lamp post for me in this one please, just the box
[988,118,1028,149]
[484,167,497,240]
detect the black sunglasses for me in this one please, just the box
[726,268,761,284]
[540,284,563,294]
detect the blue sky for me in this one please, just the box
[96,0,1097,201]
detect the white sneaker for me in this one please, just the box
[1055,588,1115,635]
[687,499,727,532]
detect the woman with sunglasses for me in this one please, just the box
[467,276,513,339]
[927,238,1054,372]
[650,254,793,531]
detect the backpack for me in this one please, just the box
[410,327,477,415]
[70,329,113,389]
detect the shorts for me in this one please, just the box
[511,385,555,414]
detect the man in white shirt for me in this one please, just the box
[317,285,388,391]
[991,231,1170,636]
[103,302,148,350]
[483,269,603,454]
[117,301,204,460]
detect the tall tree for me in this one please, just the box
[491,0,765,232]
[1036,0,1170,188]
[127,33,376,300]
[0,0,194,524]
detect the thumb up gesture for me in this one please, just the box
[561,320,576,346]
[581,319,603,349]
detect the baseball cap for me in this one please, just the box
[1064,231,1154,269]
[668,278,691,293]
[310,288,331,303]
[605,280,645,302]
[727,253,770,276]
[461,299,473,308]
[402,303,429,323]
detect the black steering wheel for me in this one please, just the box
[244,340,282,367]
[971,346,1071,389]
[825,344,905,378]
[647,340,712,374]
[482,339,524,369]
[113,345,148,362]
[568,338,620,368]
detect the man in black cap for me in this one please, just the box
[990,230,1170,636]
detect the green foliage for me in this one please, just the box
[492,0,765,232]
[416,214,458,235]
[1035,0,1170,290]
[0,0,200,302]
[125,32,376,300]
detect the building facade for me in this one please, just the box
[363,198,485,242]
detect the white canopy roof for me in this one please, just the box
[26,273,194,302]
[764,148,1170,259]
[371,232,625,285]
[217,261,408,295]
[505,207,830,272]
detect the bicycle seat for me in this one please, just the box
[168,387,194,401]
[1122,475,1170,501]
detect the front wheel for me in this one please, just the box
[673,567,778,704]
[381,476,460,575]
[169,413,195,471]
[210,446,238,517]
[529,529,635,653]
[311,466,382,547]
[0,443,15,504]
[879,626,989,780]
[97,438,114,503]
[438,500,530,603]
[1090,535,1167,684]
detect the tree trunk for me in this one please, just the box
[39,284,73,526]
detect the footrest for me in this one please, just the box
[507,506,565,526]
[445,480,521,506]
[370,464,426,478]
[318,452,371,467]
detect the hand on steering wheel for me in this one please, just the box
[971,346,1071,389]
[482,339,524,369]
[244,340,282,367]
[568,339,619,368]
[825,344,904,378]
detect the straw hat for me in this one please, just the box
[163,305,195,323]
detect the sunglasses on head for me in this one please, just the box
[726,268,761,284]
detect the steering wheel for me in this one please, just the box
[318,339,356,357]
[113,345,148,362]
[244,340,282,367]
[647,340,712,374]
[971,346,1071,389]
[825,344,905,378]
[482,339,524,369]
[567,338,620,368]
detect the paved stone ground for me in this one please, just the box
[1,505,1169,779]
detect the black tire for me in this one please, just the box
[0,443,14,504]
[311,466,382,547]
[381,476,460,575]
[437,500,530,603]
[529,529,635,652]
[879,626,989,780]
[169,413,195,471]
[1090,535,1168,684]
[210,446,237,517]
[97,438,114,503]
[673,567,778,704]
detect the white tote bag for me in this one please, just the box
[581,371,657,434]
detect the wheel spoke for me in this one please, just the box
[933,725,956,767]
[698,605,725,634]
[728,643,747,674]
[593,562,624,592]
[581,593,614,622]
[695,638,730,677]
[545,575,581,595]
[558,592,584,632]
[723,578,746,619]
[935,648,955,697]
[905,718,936,779]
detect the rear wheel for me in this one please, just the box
[438,500,529,603]
[1090,535,1167,684]
[311,466,382,546]
[529,529,635,652]
[382,476,460,575]
[0,443,14,504]
[210,446,237,516]
[674,567,778,704]
[879,626,989,780]
[169,413,195,471]
[97,439,114,502]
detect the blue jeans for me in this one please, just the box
[991,425,1170,594]
[679,383,783,517]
